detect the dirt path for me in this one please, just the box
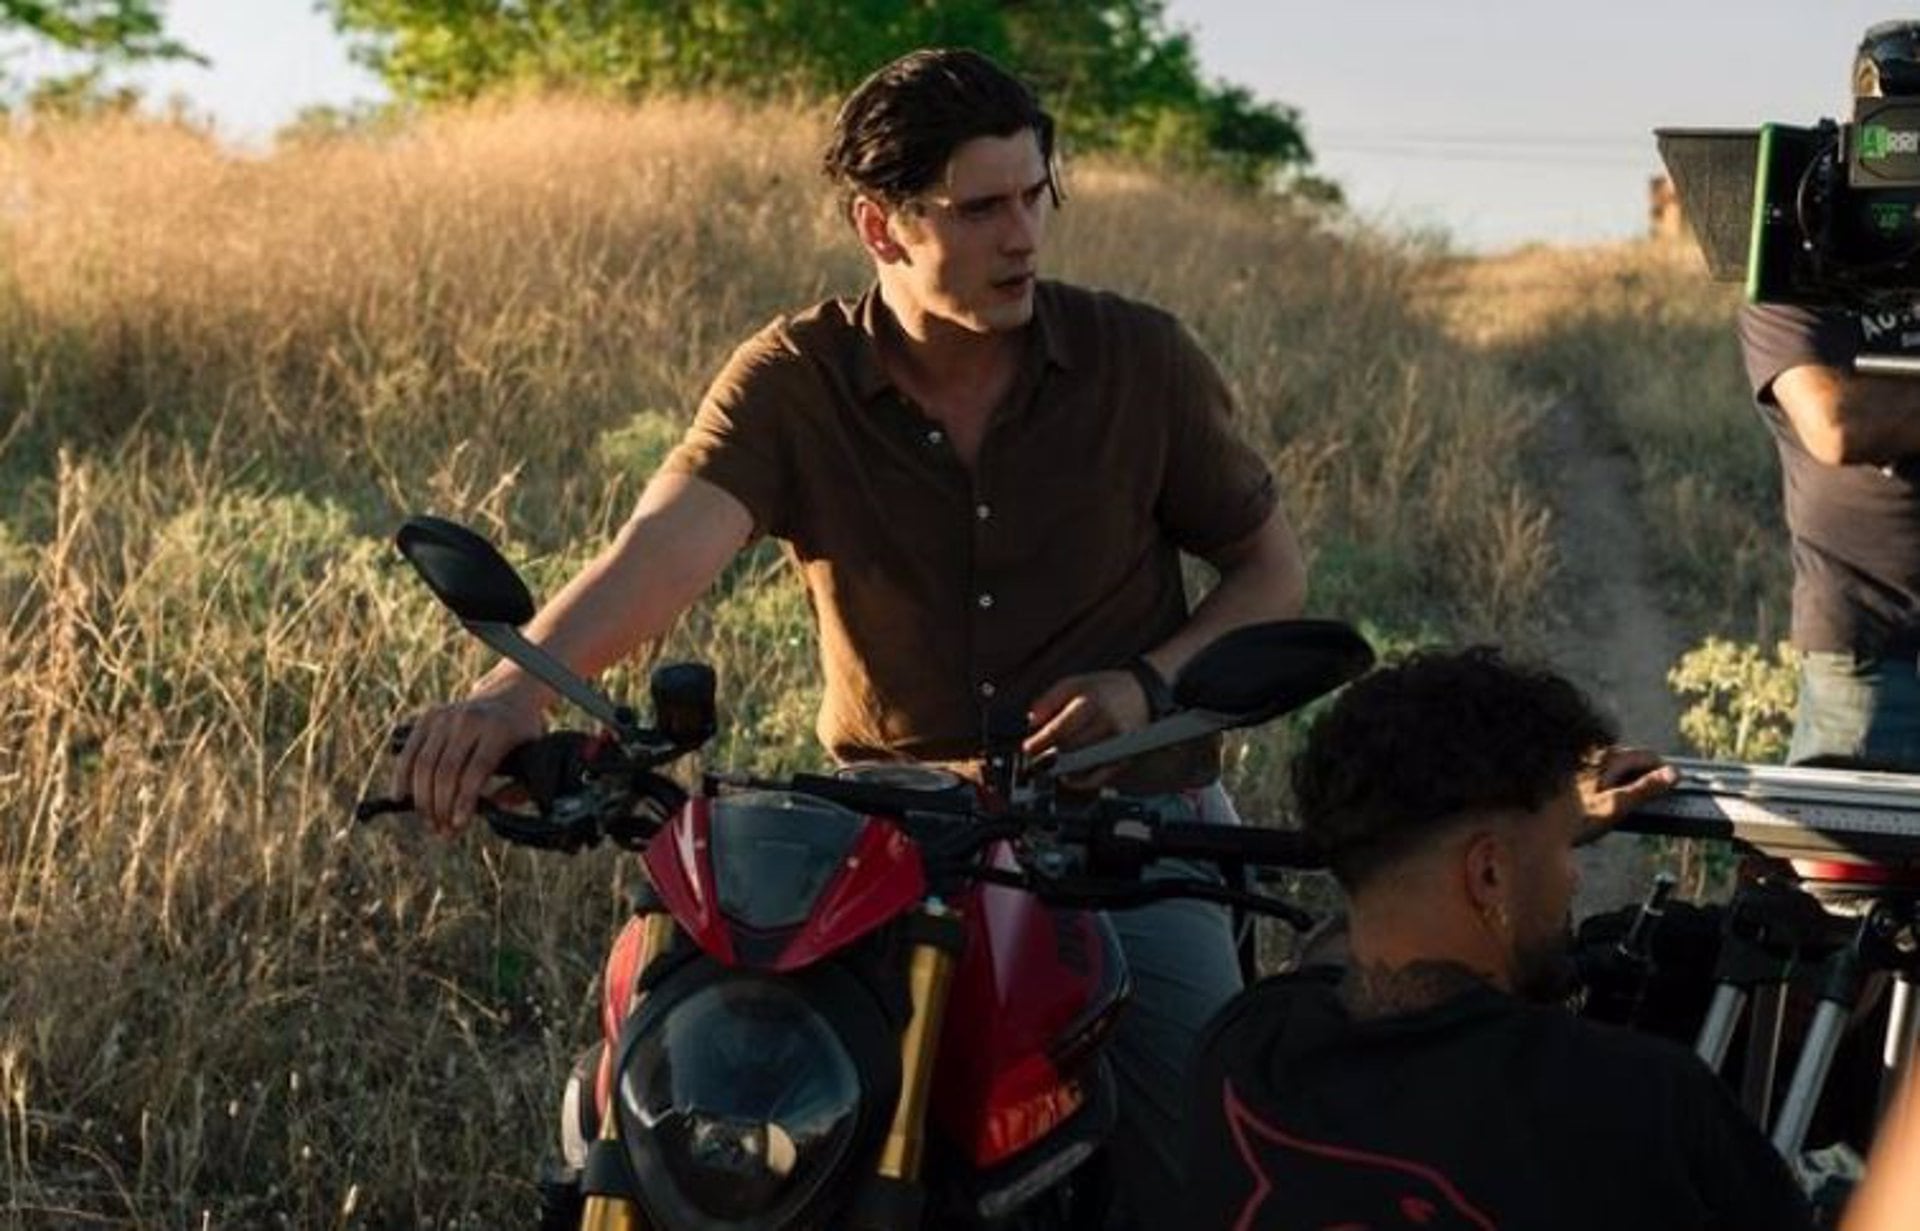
[1537,397,1689,918]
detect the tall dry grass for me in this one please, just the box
[1,98,1556,1227]
[1426,240,1787,642]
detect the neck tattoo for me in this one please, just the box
[1337,960,1489,1021]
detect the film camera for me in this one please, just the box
[1659,21,1920,312]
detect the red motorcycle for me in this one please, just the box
[360,516,1372,1230]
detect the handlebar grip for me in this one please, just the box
[1150,820,1326,869]
[498,731,593,808]
[355,795,414,822]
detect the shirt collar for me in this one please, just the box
[850,281,1074,403]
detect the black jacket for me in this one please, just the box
[1180,970,1815,1231]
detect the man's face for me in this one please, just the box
[882,129,1052,334]
[1505,781,1585,1003]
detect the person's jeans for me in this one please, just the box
[1790,651,1920,771]
[1102,783,1245,1228]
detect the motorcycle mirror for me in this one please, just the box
[395,515,537,627]
[1045,620,1374,780]
[1172,620,1376,725]
[393,514,629,733]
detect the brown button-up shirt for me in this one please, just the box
[662,280,1278,791]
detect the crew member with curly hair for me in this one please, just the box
[1179,649,1812,1230]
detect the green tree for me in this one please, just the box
[998,2,1312,186]
[1,0,199,62]
[322,0,1003,102]
[323,0,1320,189]
[2,1,204,112]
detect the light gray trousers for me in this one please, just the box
[1101,783,1246,1228]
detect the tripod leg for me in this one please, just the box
[1743,983,1789,1127]
[1773,999,1852,1157]
[1883,974,1920,1120]
[1773,923,1871,1159]
[1697,984,1747,1072]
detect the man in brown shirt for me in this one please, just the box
[397,47,1305,1224]
[669,277,1282,790]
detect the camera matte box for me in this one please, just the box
[1654,127,1760,281]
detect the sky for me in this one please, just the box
[43,0,1920,252]
[1171,0,1903,250]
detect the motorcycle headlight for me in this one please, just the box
[618,968,893,1228]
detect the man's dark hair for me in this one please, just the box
[822,48,1056,215]
[1291,647,1615,890]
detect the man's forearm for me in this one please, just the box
[473,473,752,710]
[473,536,690,707]
[1829,374,1920,462]
[1140,506,1307,682]
[1778,364,1920,465]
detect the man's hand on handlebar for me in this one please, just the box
[1580,745,1681,836]
[392,682,547,835]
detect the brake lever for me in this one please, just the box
[353,726,418,820]
[479,799,600,852]
[599,775,687,850]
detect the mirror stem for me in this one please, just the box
[466,622,628,731]
[1046,709,1230,779]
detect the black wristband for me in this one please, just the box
[1124,655,1176,721]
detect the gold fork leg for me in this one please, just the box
[580,910,676,1230]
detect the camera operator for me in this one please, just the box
[1179,649,1811,1230]
[1739,21,1920,772]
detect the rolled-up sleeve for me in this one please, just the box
[661,330,802,540]
[1738,303,1856,406]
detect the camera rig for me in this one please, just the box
[1658,20,1920,315]
[1621,760,1920,1160]
[1658,101,1920,315]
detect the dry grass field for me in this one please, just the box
[1,97,1594,1227]
[1426,240,1785,644]
[1427,240,1795,889]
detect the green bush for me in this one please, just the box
[1668,636,1797,763]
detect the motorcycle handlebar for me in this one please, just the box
[706,774,1332,871]
[1146,819,1327,869]
[356,729,683,850]
[356,730,589,822]
[976,865,1316,929]
[362,726,1329,875]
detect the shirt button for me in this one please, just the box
[975,503,991,521]
[977,593,994,610]
[927,429,944,446]
[979,681,996,699]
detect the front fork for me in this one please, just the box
[578,908,677,1231]
[855,901,967,1231]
